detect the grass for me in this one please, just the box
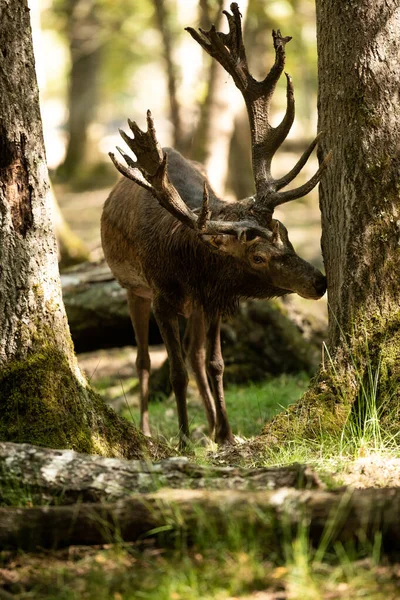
[1,530,399,599]
[120,373,309,446]
[117,368,400,481]
[2,372,400,598]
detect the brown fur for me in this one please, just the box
[101,148,326,445]
[102,149,326,318]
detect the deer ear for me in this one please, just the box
[271,221,282,245]
[200,234,242,255]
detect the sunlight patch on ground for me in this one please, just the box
[338,453,400,489]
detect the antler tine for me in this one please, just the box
[186,5,331,210]
[266,73,295,165]
[271,151,333,207]
[110,112,274,242]
[263,29,292,96]
[109,151,154,194]
[197,182,212,232]
[274,133,322,191]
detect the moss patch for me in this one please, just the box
[262,311,400,445]
[0,348,169,460]
[261,372,351,445]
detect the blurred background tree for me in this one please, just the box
[35,0,317,193]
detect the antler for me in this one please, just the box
[109,110,273,242]
[186,3,331,213]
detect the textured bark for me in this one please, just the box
[0,441,321,504]
[317,0,400,351]
[0,0,166,460]
[0,1,73,366]
[263,0,400,440]
[1,487,400,552]
[314,1,400,415]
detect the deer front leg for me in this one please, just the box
[127,291,151,436]
[153,296,190,446]
[207,315,234,445]
[184,308,216,438]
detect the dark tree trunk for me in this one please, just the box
[58,0,102,181]
[0,0,166,460]
[317,0,400,352]
[264,0,400,439]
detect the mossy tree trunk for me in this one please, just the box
[264,0,400,440]
[0,0,165,460]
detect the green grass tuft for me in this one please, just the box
[121,373,309,446]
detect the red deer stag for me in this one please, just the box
[102,3,329,446]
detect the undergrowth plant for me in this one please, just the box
[322,331,399,459]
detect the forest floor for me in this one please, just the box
[1,186,397,599]
[1,359,400,600]
[77,345,400,491]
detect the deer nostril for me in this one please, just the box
[315,275,327,296]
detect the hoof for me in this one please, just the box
[215,430,235,445]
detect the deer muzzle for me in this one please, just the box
[270,255,327,300]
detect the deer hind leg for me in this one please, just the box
[127,290,151,437]
[153,296,190,446]
[207,315,234,445]
[184,308,216,439]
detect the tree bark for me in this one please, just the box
[0,0,166,460]
[263,0,400,440]
[0,441,321,504]
[1,487,400,552]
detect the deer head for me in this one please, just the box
[110,3,329,302]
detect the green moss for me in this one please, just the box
[0,347,170,460]
[262,310,400,445]
[262,370,351,443]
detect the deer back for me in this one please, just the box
[101,148,249,315]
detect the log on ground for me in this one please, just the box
[61,261,162,352]
[0,442,321,504]
[1,487,399,552]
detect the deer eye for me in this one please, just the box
[252,255,266,264]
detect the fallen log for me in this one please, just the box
[61,261,327,383]
[61,261,162,352]
[1,487,399,552]
[0,442,321,504]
